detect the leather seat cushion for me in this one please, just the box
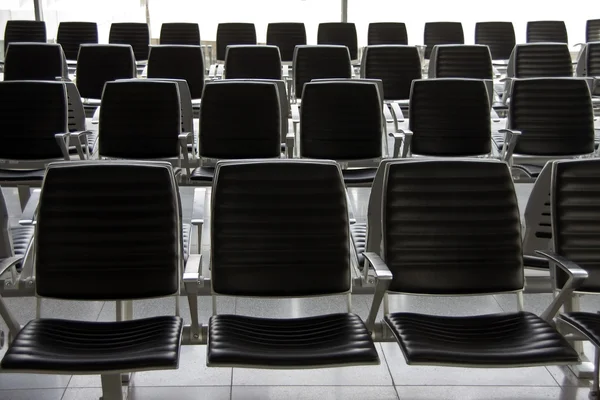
[182,223,191,263]
[1,316,183,372]
[350,222,367,269]
[342,168,378,185]
[523,255,549,270]
[560,313,600,348]
[10,225,34,257]
[385,311,578,366]
[208,313,379,367]
[189,167,215,182]
[0,169,45,182]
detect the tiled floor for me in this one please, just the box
[0,182,598,400]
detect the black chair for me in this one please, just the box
[428,44,493,79]
[317,22,358,60]
[189,81,281,184]
[540,159,600,398]
[109,22,150,61]
[0,161,184,400]
[587,19,600,43]
[216,23,256,62]
[76,44,136,101]
[147,45,205,100]
[224,45,282,80]
[423,22,464,59]
[3,43,67,81]
[507,78,595,179]
[362,159,581,371]
[160,22,200,45]
[266,22,307,63]
[401,79,498,159]
[98,80,191,177]
[475,22,516,61]
[56,22,98,61]
[527,20,568,44]
[4,20,46,55]
[368,22,408,45]
[292,45,352,101]
[204,159,379,368]
[297,81,382,186]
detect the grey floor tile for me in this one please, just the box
[232,344,393,386]
[231,386,399,400]
[395,386,567,400]
[560,386,594,400]
[62,386,230,400]
[0,389,64,400]
[546,365,590,388]
[381,342,558,387]
[234,295,368,319]
[0,373,71,390]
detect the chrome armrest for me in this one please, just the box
[208,64,217,79]
[282,65,289,79]
[71,130,93,160]
[388,132,404,158]
[0,256,24,339]
[498,129,521,164]
[286,132,295,158]
[291,103,300,136]
[183,254,203,339]
[191,187,206,250]
[536,250,589,322]
[216,64,225,79]
[363,252,393,332]
[178,132,193,177]
[389,102,405,124]
[19,189,41,225]
[390,129,413,158]
[54,132,71,160]
[91,106,100,125]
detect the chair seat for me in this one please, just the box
[512,164,543,178]
[342,168,378,185]
[10,225,34,257]
[208,313,379,368]
[182,223,191,262]
[350,222,367,269]
[0,169,45,182]
[1,316,183,373]
[559,313,600,348]
[523,255,549,269]
[189,167,215,182]
[385,311,578,366]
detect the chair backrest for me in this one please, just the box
[361,45,421,100]
[428,44,493,80]
[293,45,352,100]
[300,81,382,160]
[56,21,98,61]
[216,23,257,61]
[4,20,46,55]
[423,22,464,59]
[109,22,149,61]
[527,20,568,43]
[0,81,68,160]
[99,80,181,159]
[381,159,524,294]
[160,22,200,45]
[508,78,595,156]
[211,159,351,296]
[508,43,573,78]
[551,159,600,292]
[408,78,491,157]
[311,78,384,111]
[199,81,281,159]
[368,22,408,45]
[587,19,600,43]
[0,190,14,260]
[65,82,86,132]
[4,43,68,81]
[224,45,282,80]
[576,42,600,77]
[522,162,553,258]
[76,44,136,99]
[219,78,288,143]
[317,22,358,60]
[475,21,516,61]
[147,45,205,99]
[35,161,181,300]
[266,22,307,63]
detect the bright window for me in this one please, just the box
[0,0,36,34]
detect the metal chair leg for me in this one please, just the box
[100,374,124,400]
